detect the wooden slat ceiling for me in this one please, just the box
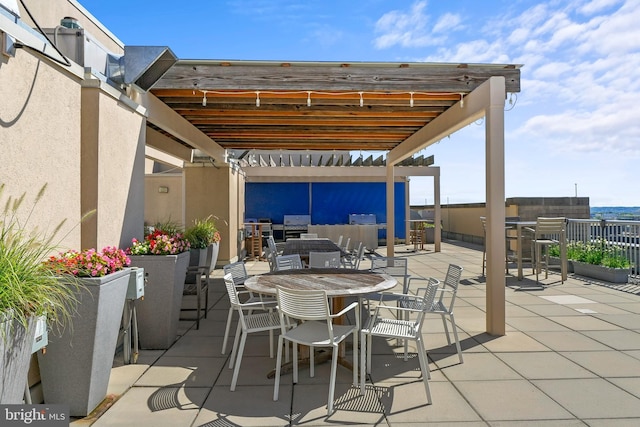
[150,61,521,152]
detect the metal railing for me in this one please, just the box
[566,219,640,276]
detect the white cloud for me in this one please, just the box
[373,1,459,49]
[432,13,462,34]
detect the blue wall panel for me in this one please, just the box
[245,182,406,239]
[245,183,309,223]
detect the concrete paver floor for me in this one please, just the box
[73,240,640,426]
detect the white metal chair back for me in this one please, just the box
[360,277,440,403]
[341,237,351,252]
[273,286,359,414]
[438,264,463,313]
[336,235,343,248]
[267,235,278,254]
[276,287,331,325]
[308,251,342,268]
[344,242,366,269]
[223,274,280,391]
[300,233,318,239]
[429,264,464,364]
[275,254,303,271]
[223,261,250,286]
[353,243,366,269]
[370,256,410,292]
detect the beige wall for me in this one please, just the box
[1,42,84,250]
[1,0,144,251]
[183,164,246,267]
[81,86,146,249]
[144,174,184,226]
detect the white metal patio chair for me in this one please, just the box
[308,251,342,268]
[223,274,281,391]
[340,237,351,253]
[300,233,318,239]
[273,286,360,415]
[405,264,465,364]
[275,254,303,271]
[221,261,276,355]
[360,277,440,404]
[343,242,365,269]
[362,257,410,314]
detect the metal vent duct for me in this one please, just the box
[122,45,177,91]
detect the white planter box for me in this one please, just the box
[38,268,130,416]
[573,261,630,284]
[129,252,190,349]
[0,315,37,404]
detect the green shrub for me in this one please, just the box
[550,240,631,269]
[0,184,87,338]
[184,216,220,249]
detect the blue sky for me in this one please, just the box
[77,0,640,206]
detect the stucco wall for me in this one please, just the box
[81,86,146,249]
[144,174,184,226]
[18,0,124,54]
[183,164,246,267]
[0,45,84,250]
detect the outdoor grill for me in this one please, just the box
[283,214,311,239]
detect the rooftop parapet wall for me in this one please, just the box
[507,197,590,221]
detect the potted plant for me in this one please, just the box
[38,246,131,417]
[127,222,191,349]
[551,240,632,283]
[184,215,221,270]
[0,184,80,404]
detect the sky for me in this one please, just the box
[76,0,640,207]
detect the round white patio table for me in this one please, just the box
[244,268,398,373]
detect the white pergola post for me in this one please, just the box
[485,76,507,335]
[386,163,395,258]
[387,76,508,335]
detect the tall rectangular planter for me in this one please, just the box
[0,315,37,404]
[573,261,630,284]
[37,268,130,417]
[129,252,190,349]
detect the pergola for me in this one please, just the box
[141,60,522,335]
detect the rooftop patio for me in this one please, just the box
[78,240,640,426]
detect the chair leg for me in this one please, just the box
[293,343,299,384]
[327,344,339,414]
[273,336,285,401]
[229,322,242,369]
[230,332,248,391]
[449,313,464,364]
[366,333,373,375]
[416,338,432,404]
[221,307,234,354]
[310,346,315,378]
[441,313,451,345]
[360,330,367,394]
[352,331,358,387]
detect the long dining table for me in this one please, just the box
[281,238,348,262]
[243,268,398,371]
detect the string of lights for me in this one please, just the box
[196,89,468,108]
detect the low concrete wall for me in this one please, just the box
[413,197,590,245]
